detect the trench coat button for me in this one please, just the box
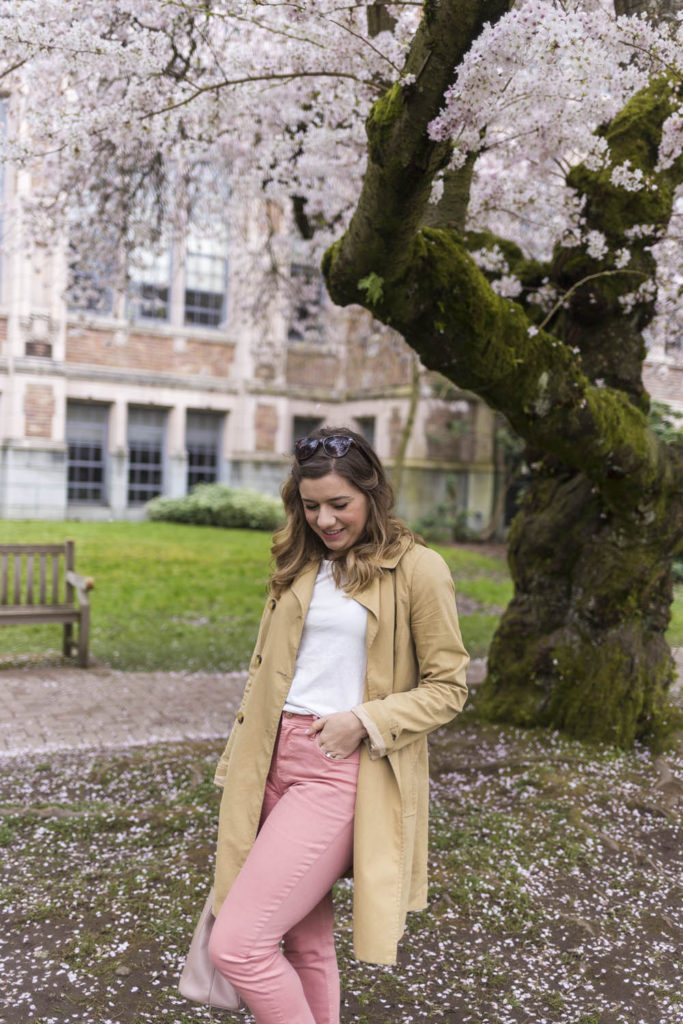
[237,712,244,723]
[269,599,277,610]
[255,654,262,665]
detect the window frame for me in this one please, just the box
[66,402,109,505]
[127,406,167,506]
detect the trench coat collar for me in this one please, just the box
[377,533,415,569]
[287,534,414,621]
[352,535,413,622]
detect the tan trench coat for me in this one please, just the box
[212,536,469,965]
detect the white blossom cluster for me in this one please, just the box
[430,1,683,172]
[0,1,417,259]
[610,160,647,192]
[0,0,681,342]
[470,244,510,274]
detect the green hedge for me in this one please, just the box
[146,483,284,531]
[411,505,477,544]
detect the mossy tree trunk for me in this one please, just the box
[323,0,683,745]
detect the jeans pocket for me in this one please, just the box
[312,737,360,766]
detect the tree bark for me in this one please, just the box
[324,0,683,745]
[481,463,676,744]
[614,0,680,29]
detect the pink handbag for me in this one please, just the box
[178,887,244,1011]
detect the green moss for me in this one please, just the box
[478,617,674,747]
[568,165,671,241]
[366,81,405,165]
[393,228,580,418]
[603,76,681,174]
[465,229,546,282]
[423,0,438,24]
[568,77,682,243]
[321,236,341,279]
[477,461,677,748]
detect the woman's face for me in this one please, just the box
[299,471,370,556]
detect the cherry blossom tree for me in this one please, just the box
[1,0,682,744]
[325,0,683,746]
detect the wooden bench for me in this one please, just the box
[0,540,95,667]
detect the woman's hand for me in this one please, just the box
[307,711,368,760]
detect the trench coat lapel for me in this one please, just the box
[352,536,408,641]
[353,576,381,649]
[289,559,319,616]
[355,570,396,700]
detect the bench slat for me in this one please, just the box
[0,544,67,555]
[0,605,81,626]
[13,555,22,604]
[52,553,59,604]
[1,553,7,605]
[26,553,34,605]
[39,553,47,604]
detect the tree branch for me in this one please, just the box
[324,0,514,285]
[420,158,476,233]
[537,269,646,331]
[324,3,682,520]
[141,69,374,119]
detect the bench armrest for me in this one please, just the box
[65,570,95,604]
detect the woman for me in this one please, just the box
[208,426,469,1024]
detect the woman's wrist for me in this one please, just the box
[350,709,368,737]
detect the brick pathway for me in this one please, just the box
[0,667,249,756]
[0,653,677,757]
[0,660,487,756]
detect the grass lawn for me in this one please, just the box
[0,522,512,668]
[0,522,271,671]
[1,521,681,668]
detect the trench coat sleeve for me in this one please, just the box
[352,546,468,759]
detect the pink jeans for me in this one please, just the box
[209,712,360,1024]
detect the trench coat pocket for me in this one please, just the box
[388,741,420,817]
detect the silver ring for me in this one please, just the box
[325,752,335,759]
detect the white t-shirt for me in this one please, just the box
[283,560,368,717]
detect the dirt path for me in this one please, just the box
[0,652,679,757]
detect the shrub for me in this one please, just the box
[146,483,284,531]
[411,504,476,544]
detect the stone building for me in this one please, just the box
[643,345,683,420]
[0,99,497,527]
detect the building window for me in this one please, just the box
[130,248,171,322]
[127,406,166,505]
[184,234,228,328]
[67,402,108,504]
[354,416,376,447]
[68,248,115,314]
[187,410,223,489]
[293,416,324,443]
[287,264,324,343]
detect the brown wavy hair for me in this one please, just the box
[269,426,415,597]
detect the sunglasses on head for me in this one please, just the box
[294,434,369,463]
